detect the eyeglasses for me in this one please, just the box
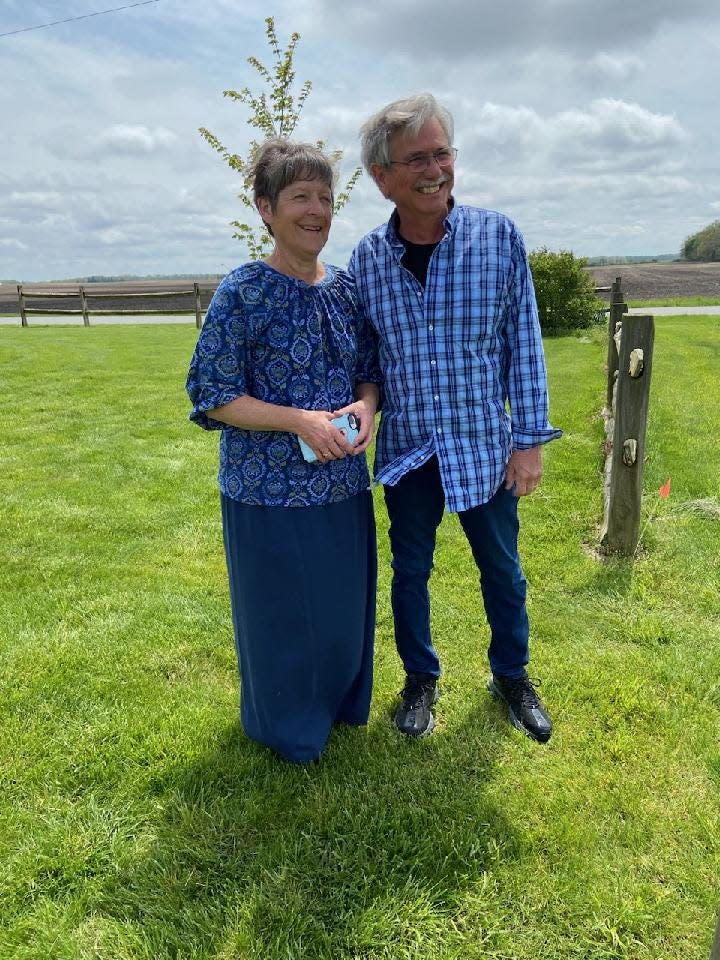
[388,147,458,173]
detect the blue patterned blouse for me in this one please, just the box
[186,262,380,507]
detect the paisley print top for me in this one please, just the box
[186,262,380,507]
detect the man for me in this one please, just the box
[349,93,561,742]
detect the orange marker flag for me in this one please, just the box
[658,477,672,499]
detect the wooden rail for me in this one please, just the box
[16,283,208,328]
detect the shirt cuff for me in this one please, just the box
[512,426,563,449]
[188,387,245,431]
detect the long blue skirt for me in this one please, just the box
[221,490,376,763]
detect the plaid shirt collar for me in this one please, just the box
[385,197,458,254]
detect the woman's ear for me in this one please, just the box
[256,197,272,225]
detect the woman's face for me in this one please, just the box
[259,178,333,261]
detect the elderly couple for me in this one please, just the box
[186,93,562,764]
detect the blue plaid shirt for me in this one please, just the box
[349,203,561,513]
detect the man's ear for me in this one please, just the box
[370,165,391,199]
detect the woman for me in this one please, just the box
[186,139,381,764]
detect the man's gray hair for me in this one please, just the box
[359,93,454,172]
[250,139,335,232]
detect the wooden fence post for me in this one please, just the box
[79,285,90,326]
[711,913,720,960]
[194,282,202,329]
[605,276,627,411]
[710,912,720,960]
[17,284,28,326]
[600,314,655,554]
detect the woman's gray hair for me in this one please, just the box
[359,93,454,172]
[250,139,336,232]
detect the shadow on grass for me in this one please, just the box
[99,705,518,958]
[584,552,637,595]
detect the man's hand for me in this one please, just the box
[504,446,543,497]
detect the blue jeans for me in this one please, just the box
[383,457,529,680]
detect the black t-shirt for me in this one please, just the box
[401,237,439,287]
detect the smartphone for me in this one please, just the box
[298,413,360,463]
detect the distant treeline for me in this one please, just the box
[585,255,677,266]
[681,220,720,262]
[61,273,224,283]
[3,274,224,284]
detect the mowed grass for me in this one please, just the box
[627,296,720,307]
[1,319,719,960]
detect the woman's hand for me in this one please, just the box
[332,384,379,455]
[295,409,356,463]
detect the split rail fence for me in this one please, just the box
[16,283,210,329]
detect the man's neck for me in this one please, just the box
[395,208,448,245]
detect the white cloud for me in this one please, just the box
[460,99,686,175]
[554,100,684,148]
[470,104,542,148]
[97,227,132,245]
[4,191,65,210]
[95,125,178,155]
[580,52,645,83]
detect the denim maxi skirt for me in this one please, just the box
[221,489,376,763]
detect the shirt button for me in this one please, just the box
[428,324,434,331]
[437,427,443,434]
[430,359,436,365]
[434,395,439,401]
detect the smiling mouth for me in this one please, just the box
[416,179,448,195]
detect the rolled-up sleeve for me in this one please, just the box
[505,229,562,449]
[355,314,382,388]
[186,278,248,431]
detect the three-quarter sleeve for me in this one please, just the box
[505,228,562,449]
[186,278,248,431]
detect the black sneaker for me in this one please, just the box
[394,673,439,737]
[487,674,553,743]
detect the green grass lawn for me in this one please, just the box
[627,296,720,307]
[1,319,718,959]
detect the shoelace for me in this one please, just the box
[503,676,542,708]
[401,680,434,709]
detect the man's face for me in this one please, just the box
[371,117,454,227]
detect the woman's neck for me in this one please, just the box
[264,248,325,285]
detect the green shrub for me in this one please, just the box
[529,247,604,334]
[681,220,720,261]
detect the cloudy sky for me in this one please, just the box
[2,0,720,280]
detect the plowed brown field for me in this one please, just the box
[588,261,720,301]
